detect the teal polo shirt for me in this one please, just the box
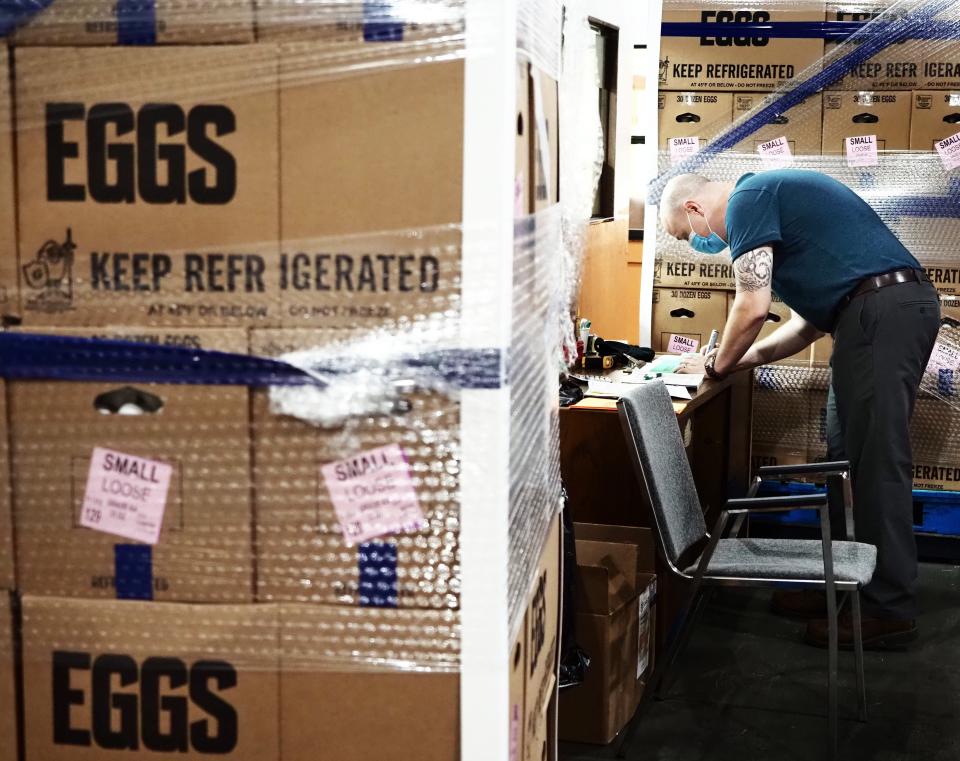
[725,169,921,332]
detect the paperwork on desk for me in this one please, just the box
[585,374,702,401]
[578,354,704,401]
[656,373,703,388]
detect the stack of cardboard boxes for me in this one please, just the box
[557,524,657,745]
[656,1,960,486]
[654,0,828,367]
[658,1,960,164]
[0,2,564,759]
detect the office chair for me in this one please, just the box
[614,382,876,761]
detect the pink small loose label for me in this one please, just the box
[927,342,960,376]
[80,447,172,545]
[757,136,792,168]
[321,444,426,546]
[509,704,520,761]
[669,136,699,163]
[936,131,960,171]
[845,134,878,167]
[667,334,699,354]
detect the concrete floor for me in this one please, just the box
[560,562,960,761]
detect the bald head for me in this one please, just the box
[659,173,732,244]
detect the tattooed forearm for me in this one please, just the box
[734,246,773,293]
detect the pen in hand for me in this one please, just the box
[705,330,719,354]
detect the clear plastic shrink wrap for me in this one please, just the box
[654,0,960,487]
[0,2,584,760]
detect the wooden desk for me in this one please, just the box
[561,373,753,523]
[560,372,753,647]
[564,373,745,422]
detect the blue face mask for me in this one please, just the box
[686,211,727,255]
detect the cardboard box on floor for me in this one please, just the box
[825,2,960,90]
[0,49,18,322]
[727,292,813,365]
[15,45,280,327]
[250,329,461,608]
[658,91,734,152]
[913,461,960,492]
[821,91,911,153]
[910,91,960,151]
[11,0,255,45]
[651,287,728,353]
[733,93,823,155]
[659,2,825,91]
[806,374,960,488]
[911,397,960,491]
[9,327,254,602]
[559,524,657,745]
[20,596,280,761]
[0,593,15,761]
[279,604,460,761]
[0,381,14,591]
[523,512,561,761]
[277,42,464,328]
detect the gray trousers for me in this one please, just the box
[825,279,941,621]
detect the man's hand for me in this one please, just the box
[678,348,717,374]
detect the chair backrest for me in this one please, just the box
[617,382,707,569]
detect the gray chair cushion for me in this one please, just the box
[686,538,877,586]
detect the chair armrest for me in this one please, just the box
[719,495,840,599]
[758,460,850,480]
[725,494,828,514]
[756,462,859,542]
[697,494,832,583]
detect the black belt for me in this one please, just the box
[838,268,931,312]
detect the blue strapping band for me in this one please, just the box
[650,0,954,204]
[867,180,960,220]
[0,0,55,37]
[0,332,317,386]
[661,20,960,41]
[0,332,504,390]
[117,0,157,45]
[756,367,778,391]
[358,541,398,608]
[939,368,955,397]
[363,0,403,42]
[115,544,153,600]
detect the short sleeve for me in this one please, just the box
[726,188,783,260]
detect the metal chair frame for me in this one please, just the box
[614,394,870,761]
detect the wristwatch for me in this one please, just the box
[704,354,725,381]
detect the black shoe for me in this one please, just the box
[805,614,918,651]
[771,589,827,619]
